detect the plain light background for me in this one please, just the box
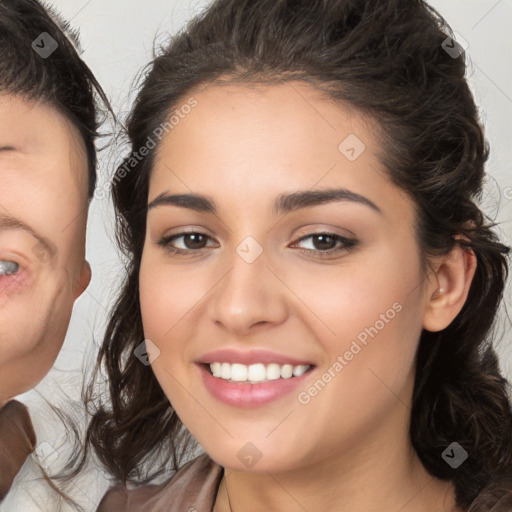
[5,1,512,510]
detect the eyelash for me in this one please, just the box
[157,231,358,258]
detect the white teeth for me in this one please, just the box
[293,365,309,377]
[0,261,19,276]
[220,362,231,380]
[266,363,281,381]
[281,364,293,379]
[247,363,266,382]
[231,363,247,382]
[211,362,221,377]
[208,362,311,382]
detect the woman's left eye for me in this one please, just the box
[292,233,358,257]
[157,231,358,258]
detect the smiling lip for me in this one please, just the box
[196,349,314,408]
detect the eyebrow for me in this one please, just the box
[0,215,54,257]
[147,187,383,216]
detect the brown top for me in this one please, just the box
[0,400,36,502]
[96,453,224,512]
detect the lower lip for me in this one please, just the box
[198,364,312,408]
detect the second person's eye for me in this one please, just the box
[0,260,19,275]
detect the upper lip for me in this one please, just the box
[196,348,314,367]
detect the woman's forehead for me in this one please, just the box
[147,82,415,223]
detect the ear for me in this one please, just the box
[74,260,91,299]
[422,244,477,332]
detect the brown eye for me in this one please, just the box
[292,232,358,258]
[180,233,208,250]
[307,234,337,251]
[157,231,217,255]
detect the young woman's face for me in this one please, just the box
[140,82,435,473]
[0,94,91,405]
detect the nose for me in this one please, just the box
[207,243,289,336]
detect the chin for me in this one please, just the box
[200,437,309,474]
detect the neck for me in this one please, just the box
[215,399,460,512]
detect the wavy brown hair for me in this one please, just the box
[81,0,512,509]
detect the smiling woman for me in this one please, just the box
[81,0,512,511]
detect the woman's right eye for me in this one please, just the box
[157,232,217,256]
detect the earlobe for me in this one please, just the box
[422,245,477,332]
[75,260,92,299]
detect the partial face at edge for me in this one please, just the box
[139,82,435,473]
[0,94,91,405]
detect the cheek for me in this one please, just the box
[0,310,43,365]
[140,263,190,340]
[0,296,55,388]
[0,265,75,360]
[282,249,418,342]
[139,255,208,368]
[139,264,193,405]
[289,247,423,387]
[310,301,423,426]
